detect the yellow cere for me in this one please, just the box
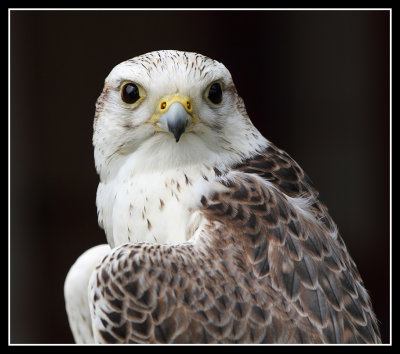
[151,94,199,131]
[150,94,199,132]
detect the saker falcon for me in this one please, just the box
[64,50,381,344]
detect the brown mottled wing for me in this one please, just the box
[89,144,381,343]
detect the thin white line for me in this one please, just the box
[7,8,393,11]
[8,8,12,346]
[389,8,392,346]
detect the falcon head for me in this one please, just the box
[93,50,267,181]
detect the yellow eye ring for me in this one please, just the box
[120,82,146,106]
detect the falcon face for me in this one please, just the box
[93,50,265,182]
[65,50,381,344]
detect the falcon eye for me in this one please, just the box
[121,83,140,104]
[207,82,223,104]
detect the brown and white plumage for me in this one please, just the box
[64,50,381,344]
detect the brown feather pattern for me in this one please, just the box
[90,143,381,343]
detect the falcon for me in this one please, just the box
[64,50,381,344]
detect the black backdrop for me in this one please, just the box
[10,10,390,343]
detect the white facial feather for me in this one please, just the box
[93,50,268,248]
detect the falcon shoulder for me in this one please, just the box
[89,144,381,344]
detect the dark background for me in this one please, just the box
[10,10,390,344]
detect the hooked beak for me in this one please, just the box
[152,95,198,142]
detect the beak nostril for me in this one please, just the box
[155,100,197,142]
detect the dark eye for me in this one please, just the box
[121,83,140,104]
[207,82,223,104]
